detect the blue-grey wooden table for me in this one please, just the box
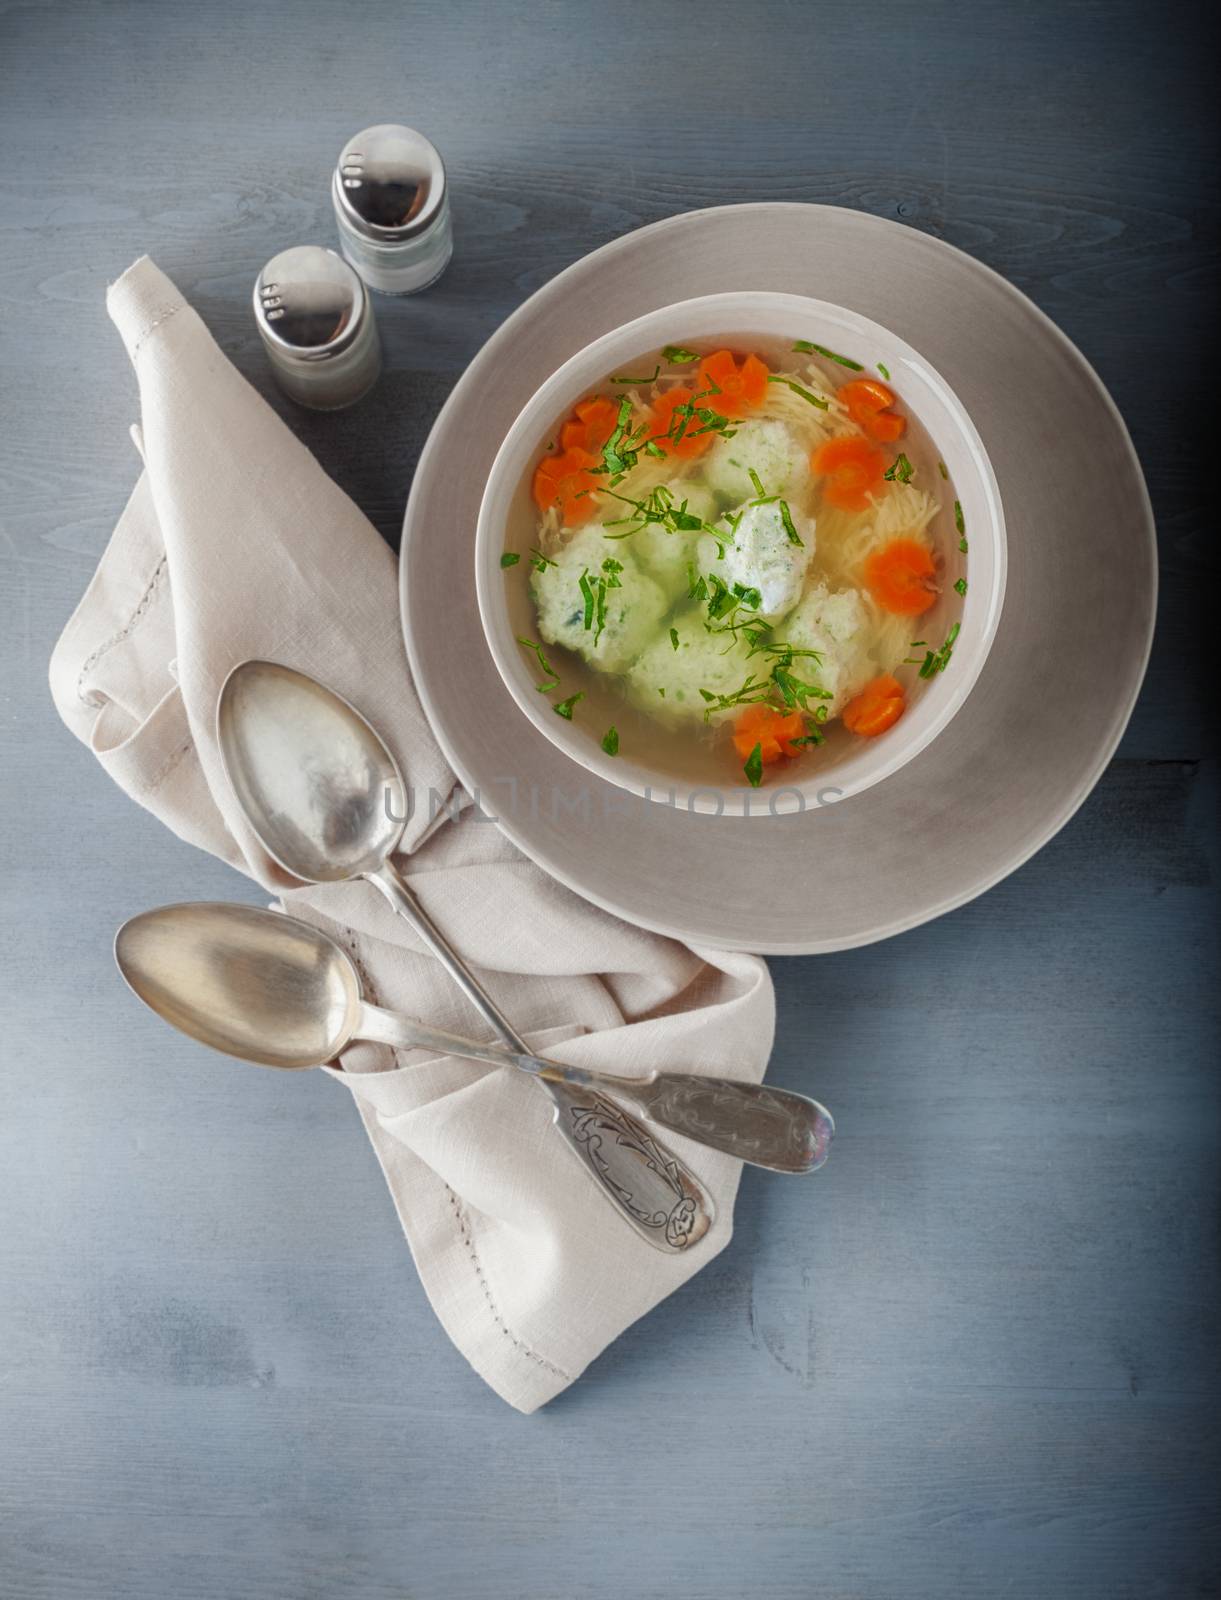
[2,3,1217,1597]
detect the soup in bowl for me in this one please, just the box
[475,293,1005,817]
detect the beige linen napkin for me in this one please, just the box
[49,257,775,1412]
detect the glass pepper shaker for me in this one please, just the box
[252,245,381,411]
[331,123,453,295]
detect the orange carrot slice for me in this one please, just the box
[733,703,807,764]
[560,395,619,453]
[811,435,888,511]
[697,349,770,419]
[864,537,938,615]
[532,446,599,526]
[648,386,713,459]
[838,378,907,441]
[842,674,906,737]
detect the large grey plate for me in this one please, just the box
[400,204,1155,955]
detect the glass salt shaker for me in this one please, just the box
[331,123,453,295]
[252,246,381,411]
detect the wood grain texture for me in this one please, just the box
[1,1,1217,1597]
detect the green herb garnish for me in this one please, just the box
[529,546,557,573]
[601,726,619,756]
[937,460,949,480]
[954,578,968,596]
[553,692,584,720]
[699,642,829,719]
[959,537,969,553]
[594,396,638,481]
[577,558,623,645]
[666,385,735,448]
[602,483,723,549]
[705,573,763,626]
[954,500,965,535]
[500,552,521,568]
[916,622,962,679]
[777,499,803,547]
[877,362,891,380]
[516,636,559,693]
[772,664,833,710]
[670,626,680,651]
[766,375,830,410]
[662,344,699,365]
[611,365,660,385]
[883,452,915,485]
[792,340,863,370]
[578,570,597,631]
[743,742,764,788]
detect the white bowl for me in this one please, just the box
[475,292,1005,818]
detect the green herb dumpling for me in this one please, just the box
[631,481,716,594]
[702,499,814,620]
[773,580,871,713]
[627,611,754,725]
[532,525,668,674]
[703,419,809,503]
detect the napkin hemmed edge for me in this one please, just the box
[344,1091,581,1414]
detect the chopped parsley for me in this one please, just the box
[602,484,725,560]
[877,362,891,380]
[792,339,863,371]
[954,578,968,596]
[743,742,764,788]
[959,536,969,553]
[529,546,557,573]
[954,500,965,535]
[595,396,641,481]
[553,692,584,720]
[670,626,680,651]
[883,452,914,485]
[705,573,762,627]
[662,344,699,365]
[601,725,619,756]
[610,365,660,385]
[516,636,559,693]
[578,557,623,645]
[777,498,803,546]
[766,375,830,410]
[665,386,736,449]
[911,622,962,679]
[500,552,521,568]
[699,642,829,719]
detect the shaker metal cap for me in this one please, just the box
[333,123,446,242]
[253,246,367,361]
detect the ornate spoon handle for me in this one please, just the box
[361,1006,832,1178]
[540,1080,713,1252]
[626,1075,834,1174]
[363,861,715,1252]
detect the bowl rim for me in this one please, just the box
[475,289,1007,818]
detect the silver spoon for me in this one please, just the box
[117,900,831,1176]
[216,665,833,1199]
[115,901,715,1249]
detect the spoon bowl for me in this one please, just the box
[218,660,403,883]
[116,902,361,1068]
